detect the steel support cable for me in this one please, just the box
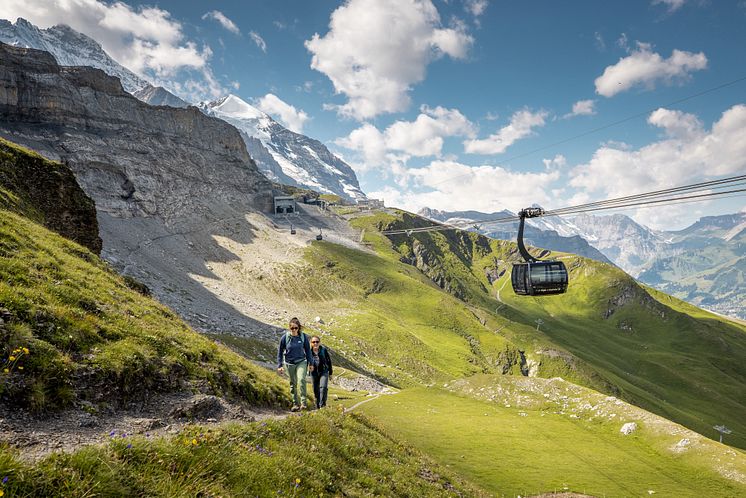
[382,174,746,234]
[542,191,746,217]
[543,187,746,217]
[544,175,746,217]
[381,183,746,235]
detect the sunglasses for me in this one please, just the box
[311,340,319,343]
[290,326,299,330]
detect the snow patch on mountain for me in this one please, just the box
[0,18,150,94]
[198,95,365,202]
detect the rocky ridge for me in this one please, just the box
[0,17,150,95]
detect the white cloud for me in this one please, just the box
[367,160,560,214]
[595,42,707,97]
[384,105,477,156]
[0,0,224,100]
[594,31,606,51]
[256,94,310,133]
[543,154,567,170]
[564,99,596,118]
[335,105,476,169]
[464,109,548,154]
[249,31,267,53]
[652,0,686,13]
[202,10,239,35]
[465,0,489,17]
[334,123,388,169]
[617,33,629,51]
[305,0,473,120]
[569,104,746,228]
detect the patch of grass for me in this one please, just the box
[0,410,488,497]
[358,385,746,497]
[0,210,287,411]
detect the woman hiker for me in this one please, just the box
[310,335,333,409]
[277,317,314,411]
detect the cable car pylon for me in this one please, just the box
[511,207,568,296]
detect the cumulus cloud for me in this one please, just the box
[249,31,267,53]
[384,105,477,156]
[335,105,476,170]
[334,123,388,170]
[595,42,707,97]
[563,99,596,118]
[256,94,310,133]
[202,10,239,34]
[652,0,686,13]
[367,160,560,214]
[569,104,746,228]
[305,0,473,120]
[0,0,225,100]
[464,109,548,154]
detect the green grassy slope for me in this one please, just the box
[252,209,746,450]
[0,209,288,411]
[358,382,746,497]
[0,137,101,253]
[374,210,746,450]
[0,410,487,497]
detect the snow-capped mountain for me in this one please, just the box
[133,84,189,108]
[0,17,150,95]
[537,213,669,276]
[198,95,366,202]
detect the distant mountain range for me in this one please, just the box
[418,207,613,264]
[0,17,364,202]
[420,207,746,319]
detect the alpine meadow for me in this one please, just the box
[1,1,746,497]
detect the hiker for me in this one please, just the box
[277,317,314,411]
[310,335,333,409]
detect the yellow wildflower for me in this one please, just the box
[17,366,23,370]
[1,488,5,496]
[295,478,301,484]
[192,438,198,446]
[8,356,15,362]
[3,369,8,374]
[23,348,29,354]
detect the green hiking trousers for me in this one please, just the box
[285,360,308,407]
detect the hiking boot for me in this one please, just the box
[290,405,300,412]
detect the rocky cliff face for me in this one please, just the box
[0,18,150,95]
[0,43,271,222]
[0,137,101,254]
[0,42,277,338]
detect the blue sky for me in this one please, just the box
[2,0,745,229]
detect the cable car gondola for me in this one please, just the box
[511,207,568,296]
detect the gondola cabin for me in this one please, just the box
[510,207,569,297]
[511,261,568,296]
